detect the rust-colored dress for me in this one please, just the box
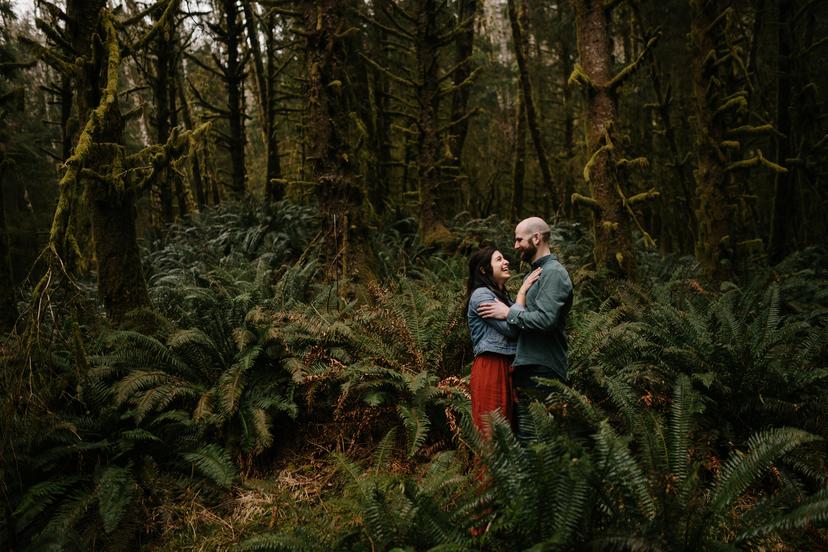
[470,352,514,439]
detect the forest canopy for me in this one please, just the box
[1,0,827,550]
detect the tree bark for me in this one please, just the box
[511,86,526,218]
[508,0,557,211]
[243,2,282,200]
[0,158,17,331]
[222,0,247,197]
[70,2,151,320]
[572,0,636,278]
[768,0,795,263]
[302,0,376,287]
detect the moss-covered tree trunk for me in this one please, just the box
[152,7,175,222]
[302,0,376,287]
[689,1,733,280]
[571,0,637,278]
[176,68,206,208]
[70,2,150,320]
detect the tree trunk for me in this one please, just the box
[508,0,557,211]
[153,9,174,222]
[302,0,376,287]
[70,2,150,320]
[223,0,246,197]
[415,0,449,242]
[243,2,282,200]
[511,86,526,218]
[689,0,736,281]
[572,0,636,277]
[768,0,795,263]
[176,68,206,208]
[0,159,17,331]
[448,0,478,164]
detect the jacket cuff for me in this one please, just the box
[507,303,525,325]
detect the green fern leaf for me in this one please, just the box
[182,444,238,488]
[97,466,135,534]
[711,427,820,516]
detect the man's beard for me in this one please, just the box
[520,242,537,263]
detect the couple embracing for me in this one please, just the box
[465,217,574,441]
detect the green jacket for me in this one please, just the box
[506,254,573,380]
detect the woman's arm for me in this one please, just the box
[469,288,518,338]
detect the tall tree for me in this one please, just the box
[26,0,195,322]
[688,0,785,280]
[507,0,556,211]
[243,2,284,200]
[189,0,248,198]
[293,0,378,285]
[570,0,659,278]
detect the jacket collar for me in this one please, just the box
[531,253,556,270]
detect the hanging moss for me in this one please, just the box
[571,193,601,212]
[583,143,613,183]
[725,150,788,173]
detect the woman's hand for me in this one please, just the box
[516,267,542,306]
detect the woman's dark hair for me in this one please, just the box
[466,246,512,309]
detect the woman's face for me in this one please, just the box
[490,250,511,286]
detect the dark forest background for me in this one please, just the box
[1,0,827,550]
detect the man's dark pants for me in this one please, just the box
[512,364,565,444]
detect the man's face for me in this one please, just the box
[514,226,538,263]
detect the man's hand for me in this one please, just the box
[478,300,509,320]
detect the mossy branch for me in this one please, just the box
[571,193,601,213]
[616,157,649,170]
[714,94,748,117]
[124,0,182,56]
[725,150,788,173]
[583,143,614,183]
[608,33,661,91]
[627,188,660,206]
[19,35,77,76]
[568,63,595,90]
[437,66,484,98]
[358,52,416,88]
[726,124,780,138]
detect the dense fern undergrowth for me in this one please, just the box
[2,201,828,551]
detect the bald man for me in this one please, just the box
[478,217,573,441]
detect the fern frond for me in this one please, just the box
[398,404,432,457]
[710,427,820,516]
[96,465,135,534]
[182,444,238,488]
[736,487,828,541]
[669,374,696,487]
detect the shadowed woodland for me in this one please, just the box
[1,0,827,550]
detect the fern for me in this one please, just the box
[182,444,238,488]
[96,465,135,534]
[710,427,820,516]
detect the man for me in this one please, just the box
[477,217,573,440]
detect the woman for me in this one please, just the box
[466,247,540,438]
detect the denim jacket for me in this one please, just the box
[467,287,518,357]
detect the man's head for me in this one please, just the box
[514,217,551,263]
